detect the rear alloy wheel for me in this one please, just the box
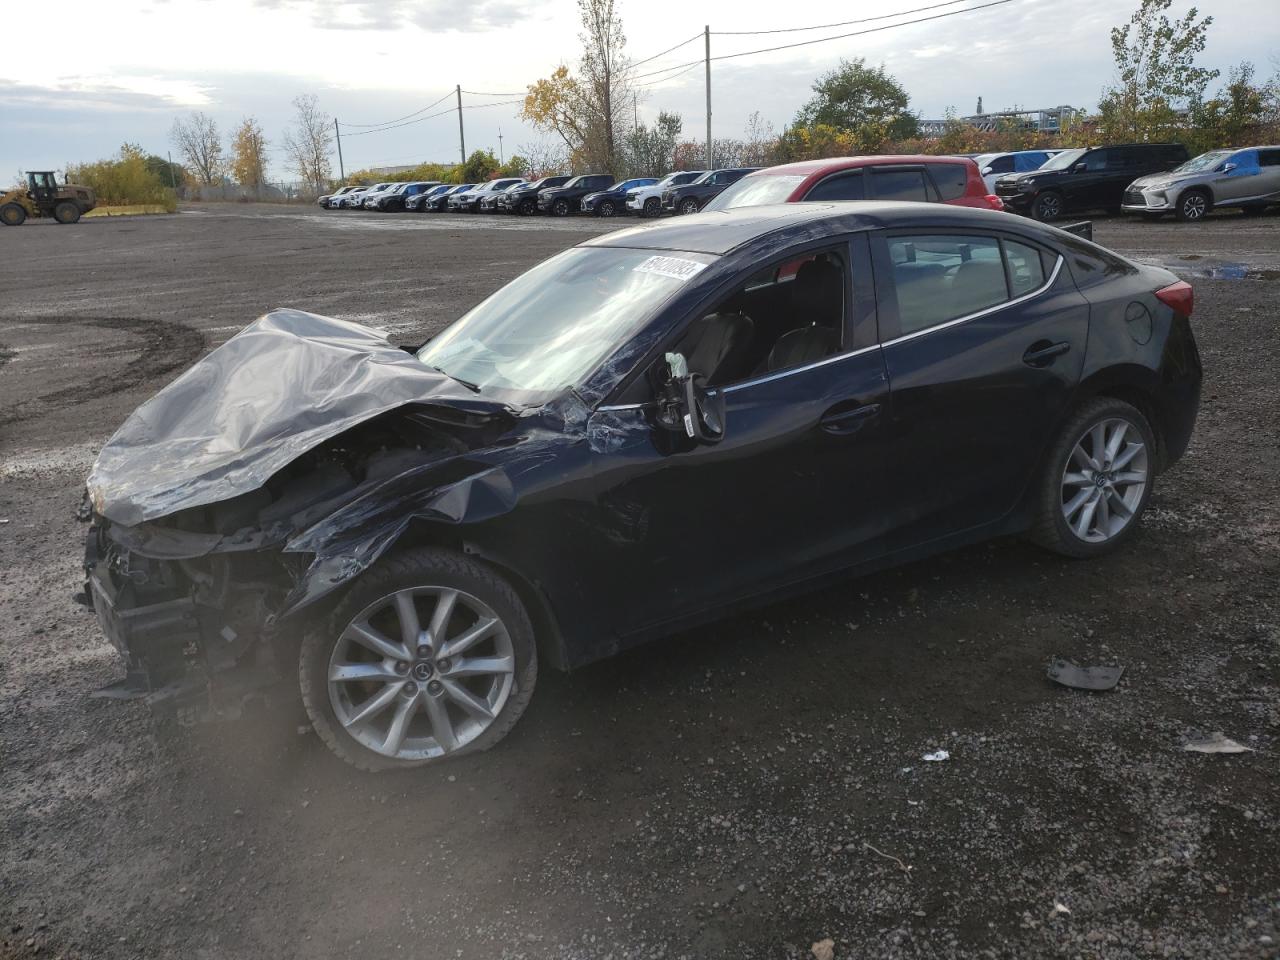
[551,198,571,217]
[597,199,617,217]
[0,203,27,226]
[679,197,700,215]
[643,197,661,217]
[300,548,537,772]
[1031,191,1063,221]
[1176,189,1210,222]
[1030,398,1155,559]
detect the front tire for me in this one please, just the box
[597,199,617,217]
[1031,191,1063,221]
[679,197,700,215]
[300,548,538,772]
[643,197,661,217]
[54,201,82,223]
[551,198,571,217]
[1029,398,1156,559]
[1,203,27,226]
[1176,189,1211,222]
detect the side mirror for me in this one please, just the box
[1071,162,1088,173]
[1221,162,1238,173]
[656,352,725,445]
[981,166,993,176]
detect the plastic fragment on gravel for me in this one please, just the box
[1183,732,1254,754]
[811,938,835,960]
[1047,659,1125,691]
[922,750,950,762]
[1051,902,1072,917]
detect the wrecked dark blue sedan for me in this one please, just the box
[82,202,1201,771]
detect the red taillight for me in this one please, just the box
[985,194,1004,211]
[1155,280,1194,316]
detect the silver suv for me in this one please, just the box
[1123,146,1280,221]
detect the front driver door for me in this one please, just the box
[586,237,893,638]
[872,229,1090,550]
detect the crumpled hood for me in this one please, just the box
[87,308,505,527]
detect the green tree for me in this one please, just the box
[794,58,919,141]
[622,111,682,176]
[462,149,500,183]
[1097,0,1218,141]
[1190,62,1269,152]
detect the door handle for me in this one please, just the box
[1022,340,1071,367]
[820,402,881,435]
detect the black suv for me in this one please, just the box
[663,168,759,214]
[501,175,573,215]
[537,174,615,216]
[994,143,1188,220]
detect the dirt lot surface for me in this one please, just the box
[2,203,1277,960]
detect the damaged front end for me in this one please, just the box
[78,309,541,719]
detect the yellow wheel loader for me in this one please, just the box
[0,172,97,226]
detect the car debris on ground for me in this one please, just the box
[1046,659,1126,691]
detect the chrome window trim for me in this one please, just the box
[881,253,1064,348]
[594,344,883,412]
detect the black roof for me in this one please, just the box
[582,201,1053,256]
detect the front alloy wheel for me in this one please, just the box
[598,199,616,217]
[643,197,661,217]
[1177,190,1210,222]
[301,548,537,771]
[1030,398,1155,558]
[1032,191,1062,221]
[679,198,700,215]
[551,198,570,217]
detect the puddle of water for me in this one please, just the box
[1137,256,1280,281]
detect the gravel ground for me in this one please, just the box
[1,203,1277,960]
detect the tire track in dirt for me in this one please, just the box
[0,316,205,427]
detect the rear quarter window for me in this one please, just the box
[872,169,932,202]
[926,163,971,200]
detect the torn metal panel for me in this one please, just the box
[87,309,510,526]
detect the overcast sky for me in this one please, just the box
[4,0,1276,182]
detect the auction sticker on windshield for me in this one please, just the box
[634,255,708,282]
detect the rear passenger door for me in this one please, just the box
[871,231,1091,548]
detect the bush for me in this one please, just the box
[65,143,177,211]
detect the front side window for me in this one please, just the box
[418,247,702,404]
[988,155,1016,174]
[871,169,931,202]
[804,171,865,201]
[665,249,847,388]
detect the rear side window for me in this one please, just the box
[1013,152,1047,172]
[926,163,970,200]
[1003,240,1047,296]
[887,235,1006,333]
[1258,149,1280,167]
[872,169,932,201]
[805,171,866,201]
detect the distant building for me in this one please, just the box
[919,104,1081,138]
[367,164,422,175]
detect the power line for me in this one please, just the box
[339,90,454,129]
[633,61,703,88]
[713,0,971,35]
[341,105,457,137]
[460,89,525,97]
[630,31,703,69]
[632,0,1011,79]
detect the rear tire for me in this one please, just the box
[1031,191,1063,221]
[1029,397,1156,559]
[299,547,538,773]
[0,203,26,226]
[1176,189,1211,222]
[54,202,82,224]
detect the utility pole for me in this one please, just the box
[498,127,504,165]
[633,91,639,129]
[334,119,345,180]
[165,151,178,190]
[456,85,466,166]
[704,25,713,171]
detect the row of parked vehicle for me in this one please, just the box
[318,142,1280,224]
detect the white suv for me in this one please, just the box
[625,170,706,217]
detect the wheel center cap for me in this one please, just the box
[411,661,434,681]
[1094,473,1109,488]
